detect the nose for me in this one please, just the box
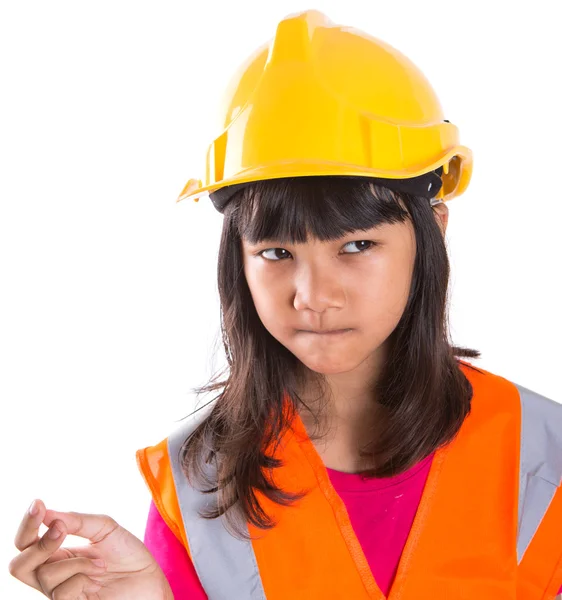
[293,263,346,313]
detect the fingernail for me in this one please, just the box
[28,501,39,516]
[48,525,62,539]
[92,559,105,568]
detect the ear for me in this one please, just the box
[432,202,449,236]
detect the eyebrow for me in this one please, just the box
[243,226,388,247]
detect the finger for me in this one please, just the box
[14,499,46,552]
[36,557,106,597]
[51,572,102,599]
[8,520,68,592]
[43,544,100,565]
[40,543,107,567]
[43,509,119,543]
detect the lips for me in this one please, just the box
[301,328,352,334]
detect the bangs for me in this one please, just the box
[232,176,411,245]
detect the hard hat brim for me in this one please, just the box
[176,146,472,206]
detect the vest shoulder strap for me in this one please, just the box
[513,382,562,598]
[136,431,191,553]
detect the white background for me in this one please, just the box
[1,1,561,597]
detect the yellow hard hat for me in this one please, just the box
[177,9,473,210]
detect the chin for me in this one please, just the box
[296,356,360,375]
[308,365,356,375]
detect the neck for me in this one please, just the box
[296,346,387,473]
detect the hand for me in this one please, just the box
[9,498,173,599]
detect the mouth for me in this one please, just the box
[299,328,353,335]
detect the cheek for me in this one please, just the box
[245,269,288,332]
[254,293,284,332]
[352,254,414,321]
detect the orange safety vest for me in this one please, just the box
[137,361,562,599]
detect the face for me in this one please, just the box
[241,209,432,384]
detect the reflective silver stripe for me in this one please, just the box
[168,415,266,600]
[515,383,562,563]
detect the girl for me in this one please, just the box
[9,9,562,600]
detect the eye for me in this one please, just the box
[257,240,377,261]
[342,240,376,254]
[258,248,292,261]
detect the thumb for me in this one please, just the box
[43,509,119,543]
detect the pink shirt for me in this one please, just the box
[143,453,562,597]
